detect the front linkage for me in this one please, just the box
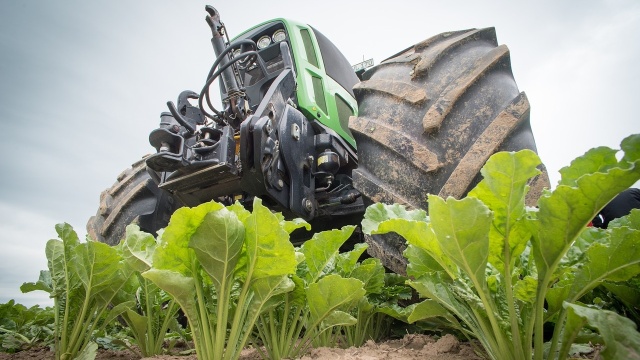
[145,6,363,225]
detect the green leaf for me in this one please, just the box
[363,202,455,276]
[549,225,640,317]
[20,271,52,294]
[357,297,375,313]
[427,194,492,286]
[71,241,126,302]
[307,274,365,328]
[142,269,198,331]
[281,217,311,234]
[566,227,640,303]
[609,209,640,230]
[407,275,476,331]
[336,243,368,276]
[537,146,640,357]
[350,258,385,295]
[75,341,98,360]
[513,276,537,304]
[558,146,619,187]
[54,224,80,286]
[531,136,640,278]
[319,310,357,331]
[120,224,158,273]
[124,308,148,346]
[407,299,458,324]
[244,198,297,280]
[288,275,307,308]
[46,230,76,299]
[225,201,252,223]
[382,273,412,301]
[362,203,428,234]
[603,281,640,308]
[546,281,572,318]
[249,276,295,314]
[153,201,225,276]
[490,222,532,274]
[56,223,80,249]
[404,244,446,278]
[468,150,540,272]
[103,301,135,329]
[300,226,355,282]
[562,227,608,267]
[377,303,412,322]
[56,223,82,300]
[189,208,244,291]
[358,135,640,360]
[562,302,640,360]
[621,134,640,163]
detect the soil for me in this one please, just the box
[0,334,481,360]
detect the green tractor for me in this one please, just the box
[88,6,548,273]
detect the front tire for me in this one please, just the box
[87,157,177,245]
[349,28,549,273]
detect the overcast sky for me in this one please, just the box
[1,0,638,306]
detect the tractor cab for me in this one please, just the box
[224,19,359,147]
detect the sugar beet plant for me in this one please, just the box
[253,228,369,359]
[329,247,412,348]
[252,226,410,360]
[115,225,183,357]
[363,134,640,360]
[136,199,398,360]
[20,224,186,359]
[21,224,132,360]
[140,197,311,360]
[332,261,410,348]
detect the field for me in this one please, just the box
[2,138,639,360]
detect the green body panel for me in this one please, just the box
[233,19,358,148]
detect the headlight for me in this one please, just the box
[272,29,286,43]
[257,35,271,49]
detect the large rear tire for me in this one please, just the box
[87,157,178,245]
[349,28,549,274]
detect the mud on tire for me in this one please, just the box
[349,28,549,273]
[87,157,178,245]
